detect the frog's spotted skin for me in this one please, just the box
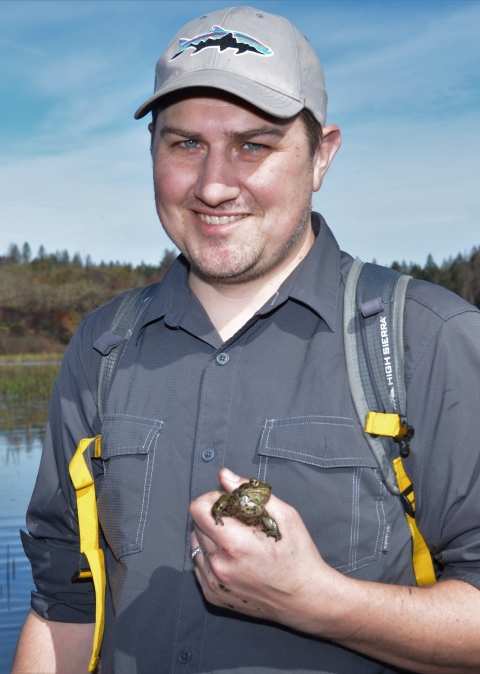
[212,478,282,541]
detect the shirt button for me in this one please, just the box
[202,446,215,462]
[216,352,230,365]
[178,648,192,664]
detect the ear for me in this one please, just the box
[148,122,154,136]
[312,124,341,192]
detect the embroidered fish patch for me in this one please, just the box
[170,25,274,60]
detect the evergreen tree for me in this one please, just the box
[8,244,21,264]
[21,242,31,264]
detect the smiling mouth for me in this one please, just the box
[196,212,248,225]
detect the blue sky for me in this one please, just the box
[1,0,479,266]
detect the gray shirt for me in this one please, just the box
[23,215,480,674]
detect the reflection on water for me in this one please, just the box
[0,396,48,673]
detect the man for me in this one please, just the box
[13,6,480,674]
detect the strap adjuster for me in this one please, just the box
[72,568,93,582]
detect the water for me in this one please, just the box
[0,399,47,673]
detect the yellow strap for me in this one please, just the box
[392,457,436,587]
[69,436,105,672]
[365,411,407,438]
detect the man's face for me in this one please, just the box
[150,93,329,284]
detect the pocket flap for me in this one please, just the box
[101,415,163,458]
[259,416,377,468]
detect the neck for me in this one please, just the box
[188,226,315,342]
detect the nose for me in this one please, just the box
[193,147,241,207]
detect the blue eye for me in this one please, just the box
[181,140,199,148]
[243,142,264,151]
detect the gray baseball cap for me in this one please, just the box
[134,6,327,126]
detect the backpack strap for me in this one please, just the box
[69,435,104,672]
[344,260,436,586]
[344,259,411,494]
[68,283,157,669]
[97,284,156,422]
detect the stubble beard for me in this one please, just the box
[170,201,313,286]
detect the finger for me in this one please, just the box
[190,529,200,551]
[190,525,214,556]
[218,467,248,493]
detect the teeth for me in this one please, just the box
[197,213,247,224]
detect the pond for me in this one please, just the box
[0,367,57,672]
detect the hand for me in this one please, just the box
[189,467,343,634]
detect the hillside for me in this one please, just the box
[0,244,176,354]
[0,242,479,354]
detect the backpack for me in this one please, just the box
[68,261,435,671]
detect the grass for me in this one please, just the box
[0,363,61,401]
[0,352,64,364]
[0,399,49,435]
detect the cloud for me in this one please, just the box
[314,113,480,265]
[0,128,173,265]
[303,2,480,121]
[0,37,44,56]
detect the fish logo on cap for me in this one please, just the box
[170,25,274,60]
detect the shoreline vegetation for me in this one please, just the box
[1,241,479,359]
[0,352,64,364]
[0,363,60,401]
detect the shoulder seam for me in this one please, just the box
[406,294,479,323]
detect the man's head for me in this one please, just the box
[136,7,340,285]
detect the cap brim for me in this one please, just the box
[134,69,303,120]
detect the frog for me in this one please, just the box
[211,478,282,541]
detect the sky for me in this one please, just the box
[0,0,479,267]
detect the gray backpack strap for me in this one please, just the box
[96,285,155,422]
[344,260,412,494]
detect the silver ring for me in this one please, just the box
[191,545,203,561]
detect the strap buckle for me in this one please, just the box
[394,415,415,458]
[72,567,93,582]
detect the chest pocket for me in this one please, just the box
[258,416,387,574]
[97,415,163,560]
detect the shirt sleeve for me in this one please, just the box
[22,297,122,622]
[404,283,480,589]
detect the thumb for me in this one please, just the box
[219,467,248,493]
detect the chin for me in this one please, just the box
[186,244,260,281]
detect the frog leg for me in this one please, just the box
[259,514,282,541]
[212,494,230,525]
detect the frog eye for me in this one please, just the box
[250,478,259,487]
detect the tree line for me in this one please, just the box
[391,250,480,309]
[0,243,176,354]
[0,242,479,355]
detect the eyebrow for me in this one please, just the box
[159,125,285,143]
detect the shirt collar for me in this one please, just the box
[139,255,191,329]
[255,213,344,332]
[140,213,346,334]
